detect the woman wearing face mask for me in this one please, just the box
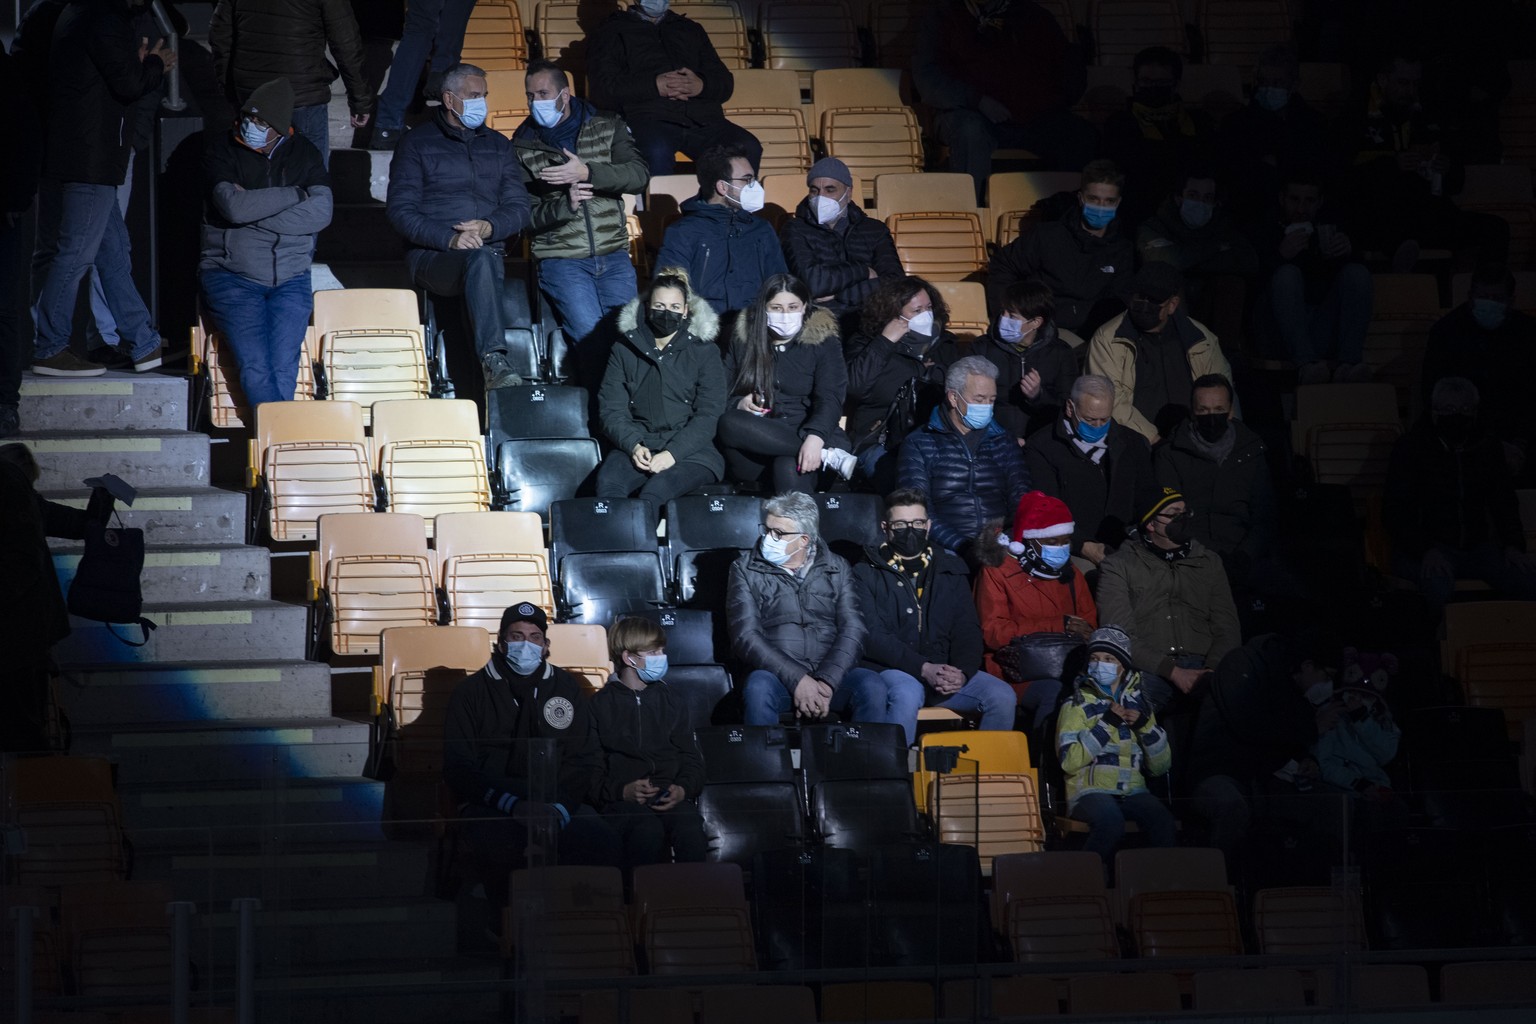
[596,269,727,504]
[717,274,857,492]
[1056,625,1177,869]
[974,492,1098,732]
[589,616,708,866]
[844,276,956,488]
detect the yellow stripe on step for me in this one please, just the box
[84,668,284,686]
[160,610,252,626]
[21,381,137,396]
[113,728,315,747]
[28,437,165,452]
[56,496,194,510]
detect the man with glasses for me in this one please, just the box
[387,63,532,391]
[1096,487,1241,710]
[728,492,903,731]
[851,488,1017,743]
[655,144,785,315]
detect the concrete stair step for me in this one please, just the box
[54,599,309,664]
[52,542,271,603]
[25,430,210,491]
[71,716,368,784]
[195,897,458,965]
[316,203,407,264]
[19,371,190,432]
[250,960,503,1023]
[121,777,386,848]
[57,660,332,725]
[41,486,249,545]
[134,840,432,903]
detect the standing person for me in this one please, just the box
[386,63,532,391]
[591,616,708,866]
[586,0,761,176]
[596,269,727,505]
[30,0,175,378]
[716,274,857,493]
[210,0,372,164]
[199,79,333,409]
[0,49,40,436]
[1057,625,1178,869]
[369,0,477,150]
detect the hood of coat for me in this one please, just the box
[730,305,839,348]
[616,289,720,346]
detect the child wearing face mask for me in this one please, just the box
[1057,625,1178,869]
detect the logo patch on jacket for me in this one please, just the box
[544,696,575,729]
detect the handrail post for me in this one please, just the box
[149,1,186,112]
[232,897,262,1024]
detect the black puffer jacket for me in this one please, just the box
[944,324,1079,440]
[987,206,1134,330]
[1384,419,1524,559]
[587,6,735,127]
[1024,416,1155,557]
[727,541,867,693]
[896,406,1033,555]
[724,307,849,445]
[780,199,904,319]
[589,678,706,803]
[851,546,984,678]
[43,0,166,186]
[210,0,371,113]
[1153,419,1275,562]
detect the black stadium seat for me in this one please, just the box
[549,496,658,572]
[665,664,733,733]
[663,495,763,605]
[556,550,667,623]
[695,725,804,865]
[494,437,599,519]
[801,724,923,850]
[752,846,869,970]
[814,492,884,558]
[487,383,590,440]
[695,726,796,784]
[631,607,719,666]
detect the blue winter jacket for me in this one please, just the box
[897,406,1032,554]
[655,196,787,314]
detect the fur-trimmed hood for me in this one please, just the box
[616,289,721,345]
[730,305,839,348]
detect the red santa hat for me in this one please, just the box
[1006,491,1075,555]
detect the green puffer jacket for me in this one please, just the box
[511,104,650,261]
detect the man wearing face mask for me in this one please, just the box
[511,60,650,350]
[897,356,1032,569]
[956,278,1079,441]
[1025,374,1155,570]
[587,0,762,176]
[780,157,903,334]
[1138,168,1258,349]
[852,488,1018,743]
[1102,46,1217,228]
[655,144,786,315]
[387,63,532,391]
[1087,262,1235,444]
[988,161,1134,336]
[442,602,619,917]
[1384,377,1536,608]
[1096,488,1242,710]
[729,492,897,731]
[1421,264,1536,482]
[1218,46,1330,224]
[198,79,333,410]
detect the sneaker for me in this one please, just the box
[32,349,106,377]
[0,404,18,438]
[482,353,523,390]
[821,446,856,481]
[370,126,404,151]
[130,343,163,372]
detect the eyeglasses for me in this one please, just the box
[727,175,758,185]
[761,526,804,541]
[886,519,929,529]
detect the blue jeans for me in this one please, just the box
[879,668,1017,743]
[1015,677,1064,733]
[1071,790,1178,866]
[31,182,158,360]
[291,104,331,168]
[1393,543,1536,610]
[1268,261,1373,364]
[376,0,478,130]
[199,268,315,407]
[538,250,637,345]
[741,667,892,729]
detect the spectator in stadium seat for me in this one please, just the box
[369,0,475,150]
[443,602,621,916]
[1218,46,1332,224]
[987,160,1133,336]
[1056,625,1177,868]
[511,60,650,347]
[1024,374,1155,570]
[655,144,787,316]
[780,157,904,335]
[211,0,372,163]
[1420,264,1536,481]
[912,0,1096,204]
[852,487,1017,743]
[1086,263,1235,444]
[1384,376,1536,608]
[729,492,897,731]
[1101,46,1217,228]
[896,355,1032,569]
[1095,488,1242,710]
[974,490,1095,731]
[198,79,332,410]
[591,616,708,866]
[386,63,532,392]
[966,278,1080,441]
[717,274,856,493]
[587,0,762,176]
[596,268,727,505]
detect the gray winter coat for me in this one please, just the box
[199,129,332,286]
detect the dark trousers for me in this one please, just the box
[717,408,819,493]
[2,652,52,753]
[409,246,506,364]
[601,799,709,867]
[375,0,478,130]
[595,451,716,506]
[458,802,620,913]
[0,214,28,410]
[628,116,763,176]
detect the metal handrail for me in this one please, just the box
[148,0,185,112]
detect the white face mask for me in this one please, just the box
[732,180,765,213]
[761,533,795,565]
[813,193,846,225]
[766,310,804,337]
[903,309,934,337]
[531,92,565,128]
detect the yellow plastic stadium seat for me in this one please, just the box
[251,399,373,543]
[460,0,528,70]
[6,757,127,887]
[1130,889,1244,958]
[812,67,904,138]
[873,172,977,221]
[546,622,612,690]
[723,68,802,110]
[311,289,429,425]
[987,170,1080,244]
[314,512,437,656]
[725,106,811,176]
[193,317,315,430]
[675,0,750,70]
[935,281,989,339]
[370,399,491,538]
[886,211,988,281]
[760,0,859,91]
[436,510,555,633]
[822,106,923,205]
[1252,886,1367,954]
[373,625,491,775]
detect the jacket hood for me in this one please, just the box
[1167,416,1264,459]
[730,305,839,348]
[616,289,721,345]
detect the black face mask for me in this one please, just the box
[1162,510,1195,546]
[888,527,929,558]
[1134,85,1175,107]
[1435,413,1475,447]
[1194,412,1230,443]
[1128,307,1165,333]
[647,308,685,337]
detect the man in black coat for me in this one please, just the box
[0,50,40,437]
[587,0,761,175]
[780,157,903,333]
